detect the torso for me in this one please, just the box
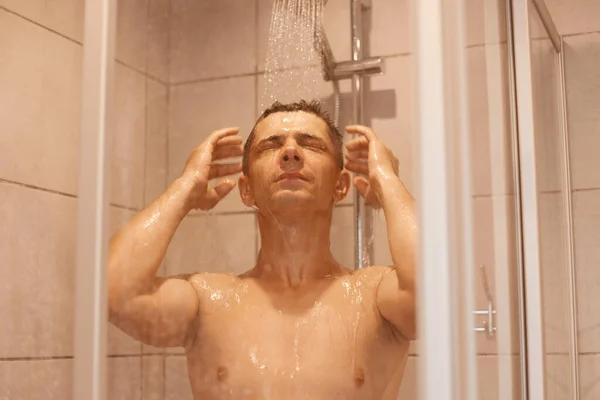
[184,266,410,400]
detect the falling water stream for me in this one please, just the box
[261,0,327,109]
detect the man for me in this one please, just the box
[108,100,417,399]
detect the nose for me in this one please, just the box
[280,144,303,169]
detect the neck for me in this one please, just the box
[252,208,346,287]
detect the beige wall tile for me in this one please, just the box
[564,34,600,191]
[465,0,507,47]
[0,183,75,358]
[364,55,415,195]
[117,0,149,73]
[168,76,256,213]
[572,189,600,353]
[108,356,142,400]
[0,359,72,399]
[539,192,572,354]
[0,0,44,25]
[546,0,600,36]
[531,36,563,194]
[546,354,573,400]
[468,43,515,197]
[145,79,169,205]
[580,354,600,399]
[44,0,85,42]
[41,25,82,193]
[166,213,257,277]
[143,355,165,400]
[321,0,351,64]
[467,46,493,197]
[397,356,417,399]
[330,205,356,269]
[0,11,82,195]
[477,355,522,399]
[147,0,171,82]
[365,0,411,58]
[165,355,193,400]
[0,0,84,42]
[169,0,256,83]
[466,45,514,198]
[113,63,147,210]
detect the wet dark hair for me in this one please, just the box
[242,100,344,175]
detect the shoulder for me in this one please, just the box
[187,271,247,296]
[350,265,395,285]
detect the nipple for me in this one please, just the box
[353,368,365,387]
[217,366,228,382]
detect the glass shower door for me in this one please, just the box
[511,0,578,398]
[414,0,526,399]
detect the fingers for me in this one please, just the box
[215,135,243,147]
[213,179,236,200]
[345,125,377,141]
[353,176,370,198]
[213,144,244,160]
[344,158,369,175]
[208,127,241,145]
[209,162,243,179]
[345,149,369,160]
[345,137,368,151]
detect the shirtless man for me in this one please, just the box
[108,100,417,399]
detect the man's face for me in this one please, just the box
[239,111,348,214]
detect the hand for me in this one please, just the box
[180,127,243,211]
[344,125,399,209]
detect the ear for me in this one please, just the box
[334,170,351,203]
[238,174,256,208]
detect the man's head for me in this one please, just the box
[238,100,350,214]
[242,100,344,175]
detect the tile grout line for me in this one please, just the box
[116,60,169,86]
[0,178,77,198]
[0,6,82,46]
[0,6,168,85]
[167,51,416,88]
[0,354,146,362]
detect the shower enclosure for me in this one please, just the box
[1,0,599,399]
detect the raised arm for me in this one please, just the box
[108,127,243,347]
[344,125,417,340]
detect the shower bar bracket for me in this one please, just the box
[474,264,497,337]
[473,302,497,337]
[323,57,384,82]
[359,0,372,10]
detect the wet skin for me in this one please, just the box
[184,268,409,399]
[108,111,417,399]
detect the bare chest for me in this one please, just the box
[184,281,408,399]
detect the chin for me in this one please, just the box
[271,190,314,207]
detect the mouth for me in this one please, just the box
[276,172,308,182]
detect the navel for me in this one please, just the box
[353,368,365,387]
[217,366,228,382]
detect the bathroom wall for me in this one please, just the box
[545,0,600,397]
[0,0,169,398]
